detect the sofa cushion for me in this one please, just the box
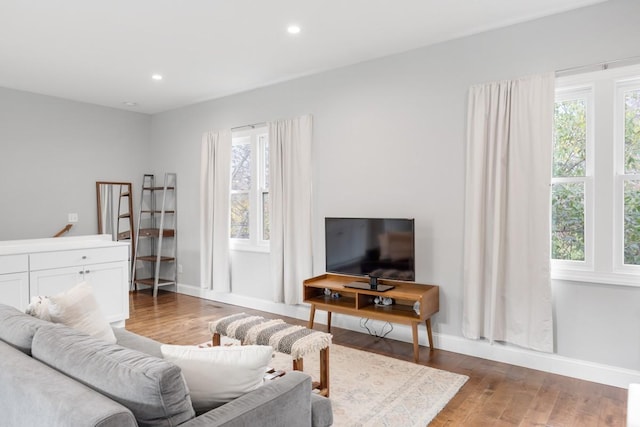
[0,303,51,354]
[161,344,273,414]
[26,281,116,343]
[32,325,195,427]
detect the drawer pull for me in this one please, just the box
[85,270,90,274]
[82,256,87,260]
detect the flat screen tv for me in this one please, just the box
[325,217,415,281]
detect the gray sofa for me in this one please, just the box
[0,303,333,427]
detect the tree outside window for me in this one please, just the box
[624,89,640,265]
[230,129,269,249]
[552,96,589,262]
[230,141,251,239]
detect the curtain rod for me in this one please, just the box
[230,121,267,131]
[555,54,640,77]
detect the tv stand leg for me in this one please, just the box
[411,322,420,363]
[426,318,434,350]
[308,305,316,329]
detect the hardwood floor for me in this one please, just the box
[126,290,628,426]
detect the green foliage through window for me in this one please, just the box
[554,99,586,177]
[624,90,640,265]
[552,97,587,261]
[624,181,640,265]
[552,182,585,261]
[229,132,269,244]
[230,193,250,239]
[230,143,251,239]
[625,90,640,174]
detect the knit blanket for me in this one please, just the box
[209,313,332,360]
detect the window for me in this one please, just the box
[552,91,592,265]
[553,64,640,285]
[619,83,640,266]
[230,127,269,250]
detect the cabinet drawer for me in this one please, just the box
[0,254,29,274]
[30,246,128,271]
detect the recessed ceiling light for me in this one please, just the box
[123,101,138,107]
[287,25,301,35]
[151,74,163,81]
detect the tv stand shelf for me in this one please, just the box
[303,273,439,363]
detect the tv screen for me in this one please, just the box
[325,217,415,281]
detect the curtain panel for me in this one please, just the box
[200,130,232,291]
[462,73,555,352]
[269,114,313,304]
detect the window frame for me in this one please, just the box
[614,78,640,274]
[230,126,270,253]
[552,65,640,287]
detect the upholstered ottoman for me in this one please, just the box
[209,313,332,396]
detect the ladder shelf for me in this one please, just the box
[131,173,178,297]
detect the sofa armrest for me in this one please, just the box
[0,341,137,427]
[180,371,313,427]
[310,393,333,427]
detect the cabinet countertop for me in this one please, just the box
[0,235,129,256]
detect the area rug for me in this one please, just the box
[265,343,468,427]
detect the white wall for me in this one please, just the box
[0,87,151,240]
[150,0,640,383]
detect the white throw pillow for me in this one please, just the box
[26,281,116,343]
[161,344,273,412]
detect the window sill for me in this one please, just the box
[551,269,640,287]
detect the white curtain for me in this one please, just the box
[269,114,313,304]
[462,73,555,352]
[200,130,232,291]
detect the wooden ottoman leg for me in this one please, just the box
[212,332,221,346]
[320,347,330,397]
[293,358,303,372]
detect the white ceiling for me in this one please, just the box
[0,0,605,114]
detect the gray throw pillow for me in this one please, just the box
[32,325,195,427]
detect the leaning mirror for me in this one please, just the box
[96,181,135,258]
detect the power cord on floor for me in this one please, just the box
[360,318,393,338]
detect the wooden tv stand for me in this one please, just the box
[303,273,439,363]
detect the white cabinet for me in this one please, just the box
[0,236,130,324]
[29,260,128,323]
[82,261,128,323]
[0,254,29,311]
[29,265,85,297]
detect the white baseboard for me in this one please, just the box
[177,284,640,389]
